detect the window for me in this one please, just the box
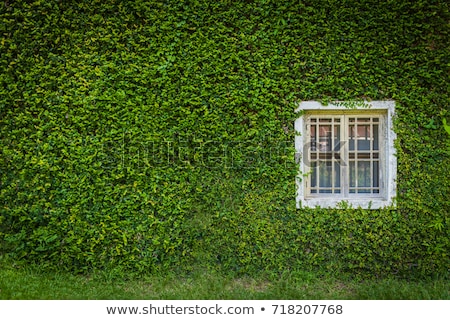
[295,101,396,209]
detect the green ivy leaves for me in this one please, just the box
[0,0,448,278]
[443,118,450,136]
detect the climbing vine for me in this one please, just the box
[1,0,448,278]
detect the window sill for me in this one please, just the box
[297,197,395,209]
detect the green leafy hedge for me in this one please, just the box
[1,0,449,278]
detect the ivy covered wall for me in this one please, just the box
[1,0,449,277]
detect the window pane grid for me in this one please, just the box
[309,116,341,195]
[307,115,381,197]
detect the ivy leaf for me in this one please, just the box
[424,119,437,129]
[443,118,450,136]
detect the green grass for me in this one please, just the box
[0,258,448,299]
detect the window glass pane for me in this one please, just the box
[334,161,340,188]
[319,153,333,160]
[349,125,355,151]
[333,125,340,151]
[318,125,331,151]
[373,161,379,188]
[373,124,379,150]
[351,153,371,159]
[310,162,317,187]
[358,161,371,187]
[351,153,376,160]
[310,125,317,151]
[357,125,371,151]
[350,161,356,188]
[319,161,332,188]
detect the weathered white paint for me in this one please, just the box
[295,101,397,209]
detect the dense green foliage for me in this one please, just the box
[1,257,448,299]
[1,0,449,278]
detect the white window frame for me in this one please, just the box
[295,101,397,209]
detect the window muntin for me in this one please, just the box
[306,113,384,198]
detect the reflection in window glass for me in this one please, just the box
[311,116,381,195]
